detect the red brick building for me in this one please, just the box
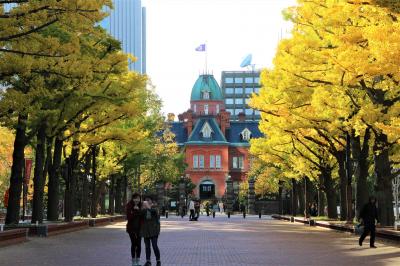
[170,74,262,200]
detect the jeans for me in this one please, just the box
[359,224,376,246]
[144,236,160,261]
[189,209,195,220]
[128,232,141,259]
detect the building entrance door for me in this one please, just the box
[199,180,215,199]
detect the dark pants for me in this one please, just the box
[359,224,376,246]
[189,209,195,220]
[128,232,141,259]
[144,236,160,261]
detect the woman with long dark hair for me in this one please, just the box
[126,193,143,266]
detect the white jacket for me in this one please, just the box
[189,200,195,210]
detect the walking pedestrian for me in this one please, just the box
[126,193,142,266]
[141,196,161,266]
[240,202,246,219]
[189,199,195,221]
[359,196,379,248]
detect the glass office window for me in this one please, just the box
[245,77,253,83]
[245,98,250,104]
[254,77,260,83]
[225,77,234,83]
[245,87,253,94]
[245,109,253,115]
[235,109,242,115]
[235,98,243,104]
[216,155,221,168]
[254,87,260,93]
[234,77,243,83]
[235,88,243,94]
[225,88,234,94]
[225,98,234,104]
[255,110,261,115]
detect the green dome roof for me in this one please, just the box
[191,74,223,101]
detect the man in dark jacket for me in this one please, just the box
[359,196,379,248]
[126,193,142,266]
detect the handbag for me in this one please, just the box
[355,223,364,235]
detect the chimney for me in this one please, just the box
[238,112,246,122]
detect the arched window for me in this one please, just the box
[203,91,210,99]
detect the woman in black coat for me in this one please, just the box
[126,193,142,266]
[141,196,161,266]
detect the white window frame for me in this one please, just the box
[201,121,213,138]
[238,156,244,169]
[203,91,210,99]
[193,104,197,113]
[210,155,215,168]
[199,155,205,168]
[241,128,252,141]
[233,157,238,169]
[204,104,209,115]
[193,155,199,169]
[216,155,221,169]
[216,104,220,114]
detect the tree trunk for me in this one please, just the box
[90,146,98,218]
[291,178,298,216]
[64,159,73,222]
[278,181,283,215]
[337,150,347,221]
[374,133,394,226]
[108,175,115,215]
[122,175,127,214]
[317,188,325,217]
[351,129,370,219]
[31,124,47,224]
[115,177,122,214]
[47,136,63,221]
[345,133,353,222]
[298,179,305,216]
[67,140,80,220]
[322,168,338,219]
[81,153,91,218]
[5,115,27,225]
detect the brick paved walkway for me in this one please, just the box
[1,215,400,266]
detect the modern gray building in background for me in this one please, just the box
[221,71,261,121]
[101,0,146,73]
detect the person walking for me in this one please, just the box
[126,193,142,266]
[240,202,246,219]
[189,199,195,221]
[359,196,379,248]
[141,196,161,266]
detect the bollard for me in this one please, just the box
[243,212,246,219]
[212,211,215,218]
[165,211,168,219]
[228,212,231,218]
[259,212,262,219]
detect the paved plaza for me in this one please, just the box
[0,215,399,266]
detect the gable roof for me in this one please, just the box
[226,121,263,146]
[169,122,188,145]
[187,117,228,145]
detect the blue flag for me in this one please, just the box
[195,44,206,52]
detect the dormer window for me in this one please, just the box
[201,121,213,138]
[241,128,252,141]
[202,91,210,99]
